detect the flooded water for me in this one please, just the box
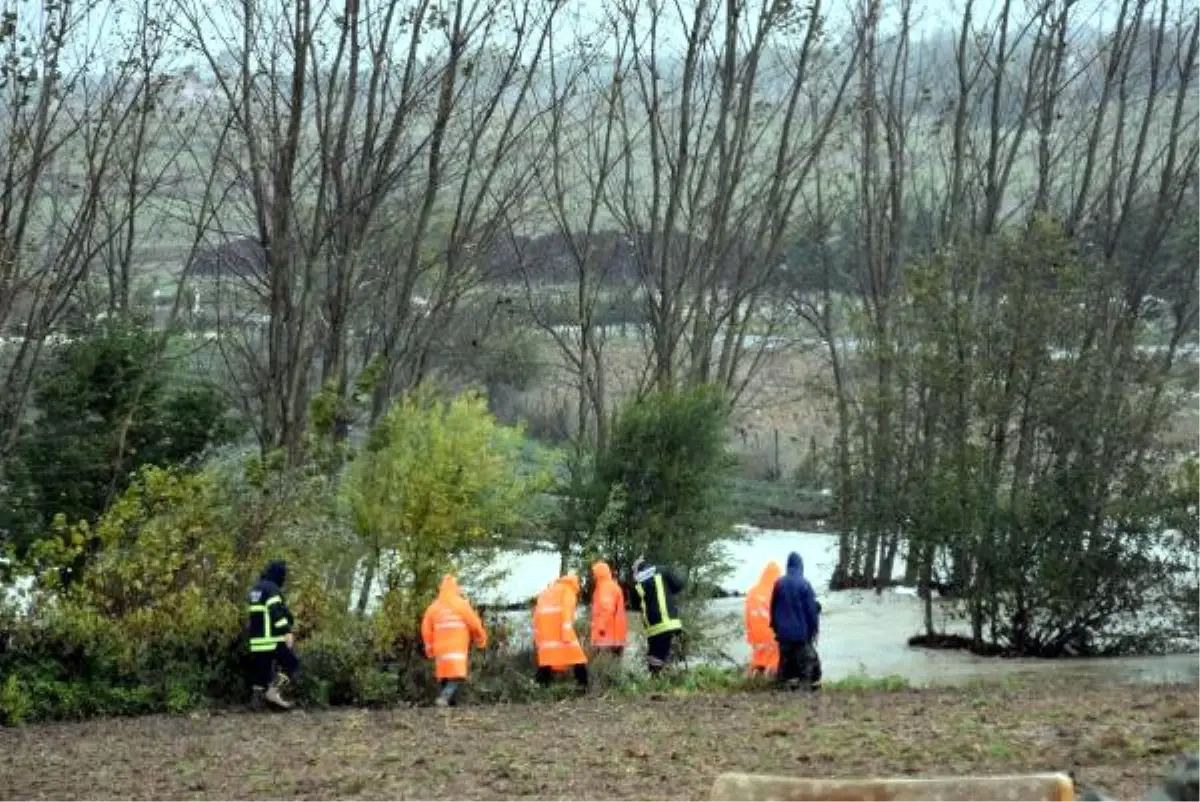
[462,527,1200,688]
[4,527,1193,688]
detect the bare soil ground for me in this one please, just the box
[2,678,1196,800]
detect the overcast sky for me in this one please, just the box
[18,0,1153,76]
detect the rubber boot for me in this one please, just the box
[250,685,266,710]
[435,681,459,708]
[573,665,589,696]
[265,674,294,710]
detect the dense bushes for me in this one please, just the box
[1,584,863,725]
[0,456,493,723]
[0,389,554,725]
[1,465,317,723]
[0,379,788,725]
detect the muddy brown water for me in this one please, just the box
[6,528,1193,689]
[463,527,1200,688]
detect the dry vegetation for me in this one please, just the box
[514,335,1197,482]
[0,0,1193,478]
[511,338,838,478]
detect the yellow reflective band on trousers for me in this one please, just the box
[248,595,287,652]
[636,574,681,637]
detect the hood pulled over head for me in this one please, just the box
[759,560,782,587]
[439,574,461,596]
[559,574,581,593]
[591,561,613,583]
[262,560,288,587]
[786,552,804,577]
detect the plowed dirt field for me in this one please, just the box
[1,678,1196,800]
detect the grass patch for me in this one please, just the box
[726,477,833,529]
[466,659,918,706]
[822,672,911,692]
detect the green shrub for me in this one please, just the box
[0,674,32,726]
[2,462,351,722]
[562,384,739,586]
[823,671,910,692]
[290,614,434,709]
[344,387,547,633]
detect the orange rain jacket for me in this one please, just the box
[745,561,783,672]
[589,561,628,650]
[533,574,588,669]
[421,575,488,680]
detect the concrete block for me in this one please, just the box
[710,771,1075,801]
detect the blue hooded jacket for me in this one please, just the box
[769,552,819,643]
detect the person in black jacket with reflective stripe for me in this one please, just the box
[631,557,685,675]
[246,560,299,709]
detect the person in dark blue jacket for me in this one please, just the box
[769,552,821,690]
[246,560,299,709]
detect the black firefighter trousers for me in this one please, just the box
[249,642,300,689]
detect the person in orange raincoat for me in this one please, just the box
[421,574,488,707]
[745,561,782,676]
[589,561,628,656]
[533,574,589,691]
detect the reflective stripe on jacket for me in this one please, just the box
[247,576,293,653]
[421,575,488,680]
[634,566,683,638]
[533,575,587,668]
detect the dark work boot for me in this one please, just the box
[573,665,590,695]
[435,681,460,708]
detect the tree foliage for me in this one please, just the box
[5,322,241,554]
[564,385,738,588]
[342,388,544,642]
[851,218,1197,655]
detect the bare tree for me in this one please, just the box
[597,0,858,401]
[783,143,860,586]
[503,19,635,450]
[361,0,569,421]
[824,0,918,590]
[0,0,198,476]
[175,0,568,459]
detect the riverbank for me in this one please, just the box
[1,676,1194,800]
[727,477,834,531]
